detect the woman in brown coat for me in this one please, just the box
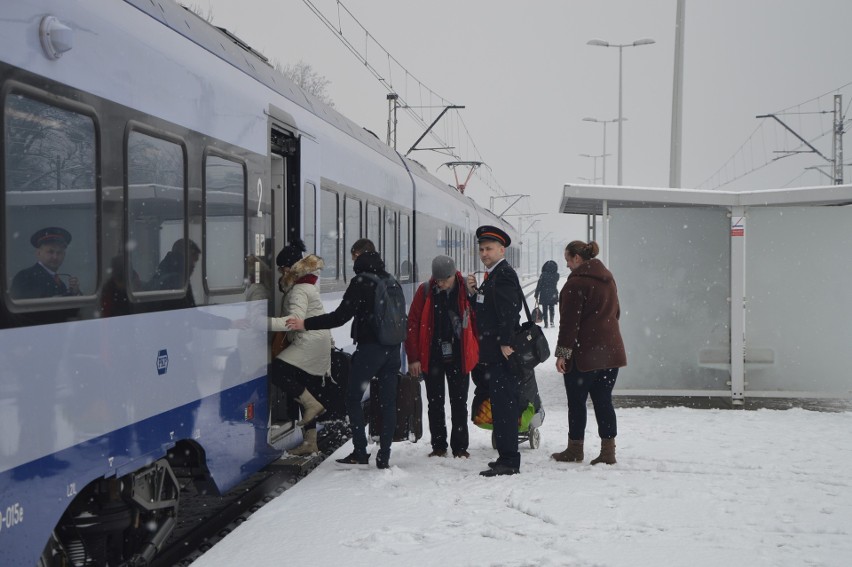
[552,241,626,465]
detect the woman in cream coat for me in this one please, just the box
[269,251,332,455]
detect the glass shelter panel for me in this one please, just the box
[4,93,98,300]
[745,206,852,395]
[609,207,731,392]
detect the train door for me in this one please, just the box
[268,125,300,433]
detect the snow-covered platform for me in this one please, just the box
[190,324,852,567]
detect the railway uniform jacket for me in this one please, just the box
[269,255,332,377]
[534,260,560,306]
[304,251,385,345]
[557,258,627,372]
[405,272,479,375]
[470,259,521,364]
[10,263,74,298]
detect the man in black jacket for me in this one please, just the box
[11,227,81,299]
[288,246,401,469]
[466,225,522,476]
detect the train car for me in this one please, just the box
[0,1,518,565]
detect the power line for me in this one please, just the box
[698,82,851,189]
[301,0,510,198]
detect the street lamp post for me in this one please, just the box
[587,38,655,185]
[582,117,625,185]
[579,153,609,185]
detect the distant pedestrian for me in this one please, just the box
[534,260,560,327]
[406,255,479,459]
[287,241,404,469]
[466,225,523,477]
[552,240,626,465]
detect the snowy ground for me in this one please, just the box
[192,324,852,567]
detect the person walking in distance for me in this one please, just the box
[534,260,560,328]
[287,241,405,469]
[466,226,523,477]
[406,255,479,459]
[552,240,626,465]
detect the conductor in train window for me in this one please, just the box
[10,227,81,299]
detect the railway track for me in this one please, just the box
[150,422,350,567]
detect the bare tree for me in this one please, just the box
[275,60,335,108]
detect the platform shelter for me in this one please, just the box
[559,183,852,404]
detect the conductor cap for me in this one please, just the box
[475,225,511,247]
[30,227,71,248]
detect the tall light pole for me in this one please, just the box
[587,38,655,185]
[582,117,625,184]
[579,152,610,185]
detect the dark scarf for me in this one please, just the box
[296,274,318,285]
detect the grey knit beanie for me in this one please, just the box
[431,255,456,280]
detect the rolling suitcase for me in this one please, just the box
[310,347,350,421]
[369,373,423,442]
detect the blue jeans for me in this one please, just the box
[563,366,619,440]
[347,343,401,461]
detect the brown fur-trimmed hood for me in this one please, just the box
[284,254,324,286]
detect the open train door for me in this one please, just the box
[267,121,301,436]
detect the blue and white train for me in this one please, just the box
[0,1,518,564]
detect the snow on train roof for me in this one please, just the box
[559,182,852,215]
[126,0,402,164]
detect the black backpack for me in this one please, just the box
[359,272,408,345]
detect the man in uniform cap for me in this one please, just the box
[10,226,80,299]
[467,224,522,476]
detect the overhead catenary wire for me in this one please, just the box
[301,0,511,198]
[698,81,852,190]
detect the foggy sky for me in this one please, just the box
[191,0,852,247]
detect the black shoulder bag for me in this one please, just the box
[510,292,551,372]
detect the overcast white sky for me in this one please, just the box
[190,0,852,247]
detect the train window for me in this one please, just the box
[384,209,397,276]
[319,189,338,279]
[344,196,361,279]
[4,92,97,301]
[204,154,246,292]
[399,213,411,281]
[303,182,316,254]
[366,203,381,249]
[126,130,186,294]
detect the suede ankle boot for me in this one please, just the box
[551,439,584,462]
[289,428,318,456]
[296,390,325,425]
[591,437,616,465]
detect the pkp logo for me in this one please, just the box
[156,349,169,375]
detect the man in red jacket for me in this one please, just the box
[405,255,478,458]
